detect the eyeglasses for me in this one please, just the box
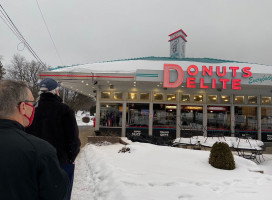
[18,100,38,107]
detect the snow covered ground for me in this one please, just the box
[71,141,272,200]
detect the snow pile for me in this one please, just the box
[72,142,272,200]
[75,111,94,126]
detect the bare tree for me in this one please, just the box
[62,90,95,112]
[0,55,5,80]
[6,54,48,98]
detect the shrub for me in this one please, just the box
[209,142,235,170]
[82,116,90,123]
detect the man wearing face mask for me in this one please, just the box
[0,80,69,200]
[26,78,81,200]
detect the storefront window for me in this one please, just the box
[208,95,217,103]
[100,103,122,127]
[140,93,150,100]
[128,92,137,100]
[126,103,149,127]
[221,95,230,103]
[262,96,271,104]
[207,106,231,136]
[234,96,244,104]
[181,94,190,102]
[194,95,203,103]
[235,106,257,139]
[180,106,203,129]
[153,104,176,128]
[261,107,272,142]
[154,93,163,101]
[101,92,110,99]
[167,94,176,101]
[248,96,257,104]
[114,92,123,100]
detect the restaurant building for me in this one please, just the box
[40,29,272,143]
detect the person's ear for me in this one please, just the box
[18,102,27,115]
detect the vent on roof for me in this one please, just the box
[168,28,188,58]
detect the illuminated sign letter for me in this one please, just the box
[163,64,183,88]
[202,65,213,76]
[229,66,239,77]
[232,79,241,90]
[242,67,252,77]
[216,66,226,77]
[187,65,199,76]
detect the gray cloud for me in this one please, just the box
[1,0,272,67]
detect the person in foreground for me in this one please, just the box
[26,78,81,200]
[0,80,69,200]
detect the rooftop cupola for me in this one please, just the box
[168,28,188,58]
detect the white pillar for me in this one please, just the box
[95,89,100,131]
[122,101,127,137]
[149,102,153,136]
[203,104,207,137]
[176,102,181,138]
[257,105,262,140]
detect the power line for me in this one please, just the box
[0,4,47,68]
[35,0,64,66]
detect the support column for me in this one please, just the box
[122,101,127,137]
[203,104,207,137]
[257,105,261,140]
[95,90,100,131]
[149,102,153,137]
[230,105,235,137]
[176,102,181,138]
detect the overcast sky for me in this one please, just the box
[1,0,272,68]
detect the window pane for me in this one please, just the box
[181,94,190,102]
[208,95,217,103]
[207,106,231,136]
[101,92,110,99]
[180,105,203,129]
[114,92,122,100]
[140,93,150,100]
[100,103,122,127]
[234,96,244,104]
[221,95,230,103]
[154,93,163,101]
[167,94,176,101]
[126,103,149,127]
[128,92,137,100]
[235,106,257,139]
[248,96,257,104]
[261,107,272,141]
[262,97,271,104]
[153,104,176,128]
[194,95,203,103]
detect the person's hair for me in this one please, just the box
[40,87,59,95]
[0,80,29,118]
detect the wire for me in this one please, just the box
[0,4,47,68]
[35,0,64,66]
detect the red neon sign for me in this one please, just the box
[163,64,252,90]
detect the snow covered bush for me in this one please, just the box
[209,142,235,170]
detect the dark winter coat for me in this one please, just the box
[26,93,81,165]
[0,119,69,200]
